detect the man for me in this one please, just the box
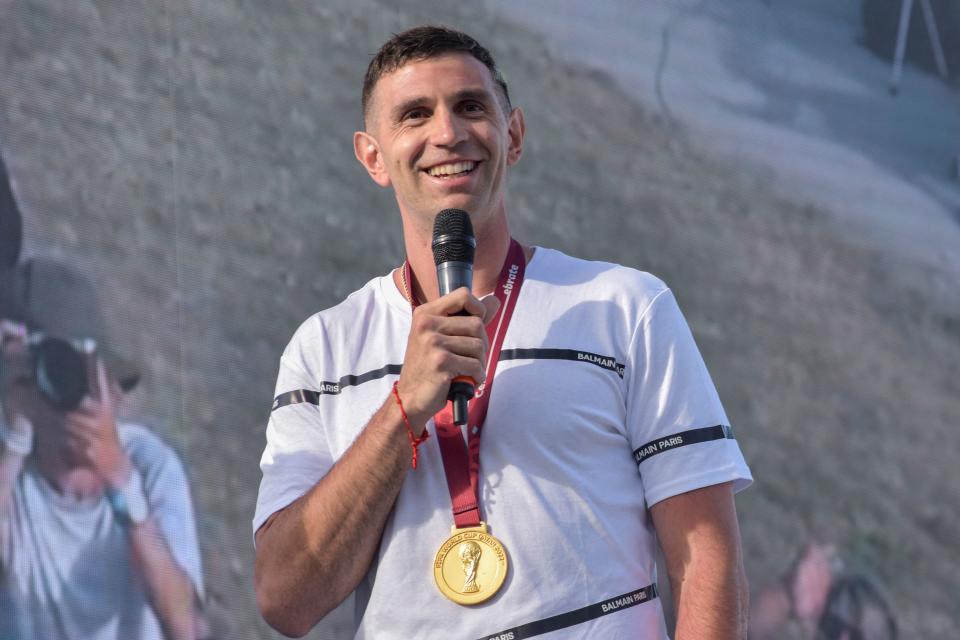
[254,25,752,639]
[0,258,205,640]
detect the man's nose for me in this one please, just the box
[429,108,467,147]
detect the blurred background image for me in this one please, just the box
[1,0,958,638]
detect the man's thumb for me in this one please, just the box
[480,294,501,325]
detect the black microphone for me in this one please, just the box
[432,209,476,426]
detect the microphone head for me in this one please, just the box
[431,209,476,266]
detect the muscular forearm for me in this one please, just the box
[653,482,748,640]
[254,395,413,638]
[671,548,748,639]
[128,517,198,640]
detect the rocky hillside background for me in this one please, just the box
[1,0,958,637]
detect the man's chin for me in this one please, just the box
[425,195,489,219]
[404,195,494,231]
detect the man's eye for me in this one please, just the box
[404,109,428,121]
[462,101,484,113]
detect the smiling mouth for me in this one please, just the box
[425,160,479,179]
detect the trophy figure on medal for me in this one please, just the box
[459,542,482,593]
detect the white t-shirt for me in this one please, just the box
[0,423,204,640]
[254,247,752,639]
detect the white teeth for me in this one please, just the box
[428,161,477,176]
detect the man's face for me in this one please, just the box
[356,53,525,235]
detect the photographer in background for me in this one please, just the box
[0,257,205,640]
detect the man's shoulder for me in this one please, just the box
[117,422,185,476]
[531,246,670,307]
[287,274,389,347]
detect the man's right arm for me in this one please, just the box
[0,402,31,519]
[0,325,31,533]
[0,413,31,576]
[0,434,28,518]
[253,288,496,638]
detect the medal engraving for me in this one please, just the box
[433,523,508,605]
[459,541,481,592]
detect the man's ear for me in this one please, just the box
[353,131,391,187]
[506,106,525,166]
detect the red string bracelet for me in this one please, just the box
[392,381,430,469]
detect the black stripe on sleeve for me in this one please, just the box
[338,364,403,388]
[475,584,658,640]
[499,348,625,378]
[632,425,735,465]
[272,363,402,411]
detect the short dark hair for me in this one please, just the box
[362,25,512,123]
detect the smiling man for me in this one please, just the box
[253,25,752,639]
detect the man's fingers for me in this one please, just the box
[64,414,104,437]
[429,289,500,324]
[431,316,488,346]
[437,335,485,361]
[95,357,110,405]
[459,289,489,319]
[416,289,500,330]
[425,287,486,317]
[441,353,486,385]
[65,432,94,455]
[65,429,91,443]
[74,396,102,417]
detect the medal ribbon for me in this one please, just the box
[403,239,526,528]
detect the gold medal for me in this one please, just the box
[433,522,509,605]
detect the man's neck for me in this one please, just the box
[398,208,516,303]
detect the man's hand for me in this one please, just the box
[64,357,131,489]
[395,288,500,431]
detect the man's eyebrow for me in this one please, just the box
[389,87,496,121]
[391,96,430,121]
[451,88,494,104]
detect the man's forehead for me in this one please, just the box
[368,54,499,116]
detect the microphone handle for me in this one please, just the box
[436,261,473,297]
[436,261,474,425]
